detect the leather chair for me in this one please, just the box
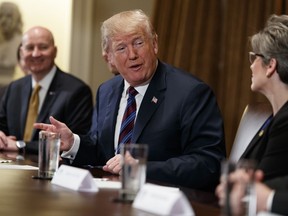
[229,102,272,162]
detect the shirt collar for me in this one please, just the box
[123,80,149,97]
[31,66,57,90]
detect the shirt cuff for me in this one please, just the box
[266,190,275,212]
[61,134,80,161]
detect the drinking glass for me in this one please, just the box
[119,143,148,202]
[38,131,61,179]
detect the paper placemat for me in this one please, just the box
[93,178,121,189]
[0,164,38,170]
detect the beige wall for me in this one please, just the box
[0,0,72,73]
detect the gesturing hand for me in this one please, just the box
[34,116,74,151]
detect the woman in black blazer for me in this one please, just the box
[217,170,288,215]
[239,14,288,181]
[216,14,288,215]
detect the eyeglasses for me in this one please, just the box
[249,52,265,64]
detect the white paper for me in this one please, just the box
[51,165,98,192]
[257,212,283,216]
[0,159,12,163]
[93,178,121,189]
[0,164,38,170]
[144,183,180,192]
[133,183,195,216]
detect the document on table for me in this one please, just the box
[0,164,38,170]
[93,178,121,189]
[258,212,283,216]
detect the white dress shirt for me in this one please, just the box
[61,80,150,160]
[31,66,56,113]
[113,80,148,152]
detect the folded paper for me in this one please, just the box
[133,183,195,216]
[52,165,98,192]
[0,164,38,170]
[93,178,121,189]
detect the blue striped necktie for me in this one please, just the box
[117,86,138,153]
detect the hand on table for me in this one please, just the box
[103,151,138,175]
[0,131,18,151]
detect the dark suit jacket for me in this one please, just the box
[0,85,7,101]
[73,61,226,191]
[0,67,93,153]
[240,101,288,181]
[264,176,288,215]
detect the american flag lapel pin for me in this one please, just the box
[151,96,158,104]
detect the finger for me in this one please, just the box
[215,183,222,196]
[113,155,123,174]
[8,136,17,141]
[34,122,53,131]
[103,164,118,174]
[0,132,8,147]
[0,139,4,149]
[49,116,65,128]
[105,158,114,166]
[104,157,121,174]
[102,165,109,172]
[111,166,121,174]
[255,170,264,182]
[108,159,119,170]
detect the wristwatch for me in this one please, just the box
[16,141,26,150]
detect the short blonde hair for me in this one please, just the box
[101,9,157,54]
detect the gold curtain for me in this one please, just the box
[152,0,285,155]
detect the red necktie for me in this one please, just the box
[117,86,138,153]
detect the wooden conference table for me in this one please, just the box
[0,152,221,216]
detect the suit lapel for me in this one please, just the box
[36,70,59,124]
[240,115,273,159]
[240,131,263,158]
[240,102,288,160]
[32,70,59,140]
[20,76,32,137]
[100,78,124,156]
[132,63,166,142]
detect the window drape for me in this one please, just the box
[152,0,286,155]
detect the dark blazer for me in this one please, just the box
[0,67,93,153]
[264,176,288,215]
[241,101,288,181]
[73,61,226,191]
[0,85,7,101]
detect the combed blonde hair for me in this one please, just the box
[101,9,157,54]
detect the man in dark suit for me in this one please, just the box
[0,26,93,153]
[0,85,6,101]
[35,10,225,191]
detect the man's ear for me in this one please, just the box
[153,34,158,55]
[107,52,116,67]
[103,52,109,63]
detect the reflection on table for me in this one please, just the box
[0,153,221,215]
